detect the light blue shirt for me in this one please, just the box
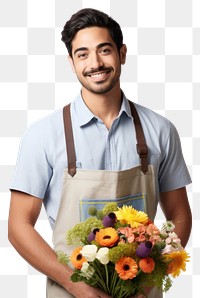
[10,92,191,228]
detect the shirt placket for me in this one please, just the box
[105,119,119,170]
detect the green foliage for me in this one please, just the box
[66,217,103,246]
[109,242,137,263]
[143,254,171,292]
[96,210,104,220]
[102,202,118,216]
[66,202,119,246]
[56,251,69,265]
[88,206,97,216]
[163,276,173,292]
[71,270,88,282]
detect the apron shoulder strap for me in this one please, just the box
[63,101,149,177]
[129,100,149,174]
[63,104,76,177]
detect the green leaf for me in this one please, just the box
[70,272,86,283]
[56,251,69,265]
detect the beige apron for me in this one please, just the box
[47,101,162,298]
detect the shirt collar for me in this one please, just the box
[74,91,132,127]
[73,92,95,127]
[119,91,132,119]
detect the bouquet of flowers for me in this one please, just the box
[57,203,190,297]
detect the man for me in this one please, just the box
[8,8,192,298]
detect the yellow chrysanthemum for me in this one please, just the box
[165,250,190,278]
[115,205,148,228]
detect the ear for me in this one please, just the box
[120,44,127,65]
[68,55,76,73]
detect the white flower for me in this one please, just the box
[168,232,178,239]
[162,221,175,232]
[80,244,97,262]
[81,262,89,271]
[161,244,176,254]
[166,232,181,245]
[96,247,109,265]
[81,262,95,279]
[173,238,181,246]
[165,237,172,244]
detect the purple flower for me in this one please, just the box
[87,228,99,242]
[136,241,153,258]
[102,212,116,227]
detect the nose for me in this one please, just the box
[89,52,104,70]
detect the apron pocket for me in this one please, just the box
[79,193,147,221]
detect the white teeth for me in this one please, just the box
[90,72,107,78]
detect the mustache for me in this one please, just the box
[84,66,112,76]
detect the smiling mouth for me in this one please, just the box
[87,70,111,81]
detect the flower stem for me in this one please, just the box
[91,261,108,293]
[105,265,109,292]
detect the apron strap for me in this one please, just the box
[129,100,148,174]
[63,104,76,177]
[63,101,149,177]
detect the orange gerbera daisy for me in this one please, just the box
[95,227,119,247]
[115,257,138,280]
[70,247,87,269]
[139,257,155,273]
[165,250,190,278]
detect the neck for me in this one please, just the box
[81,85,122,129]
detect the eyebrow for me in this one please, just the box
[73,42,113,56]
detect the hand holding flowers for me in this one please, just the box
[57,204,190,297]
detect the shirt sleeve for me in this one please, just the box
[158,121,192,192]
[10,123,53,199]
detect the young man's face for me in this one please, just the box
[69,26,127,95]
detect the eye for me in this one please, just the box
[77,52,88,59]
[100,48,111,55]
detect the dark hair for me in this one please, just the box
[61,8,123,57]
